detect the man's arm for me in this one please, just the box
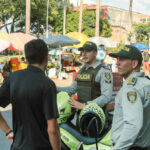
[0,112,13,143]
[47,118,61,150]
[57,80,77,95]
[112,88,143,150]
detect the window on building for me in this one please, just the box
[140,18,146,22]
[147,18,150,22]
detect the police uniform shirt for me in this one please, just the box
[57,61,113,107]
[111,72,150,150]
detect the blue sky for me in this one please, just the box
[70,0,150,15]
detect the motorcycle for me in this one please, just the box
[57,92,113,150]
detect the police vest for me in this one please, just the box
[75,65,102,103]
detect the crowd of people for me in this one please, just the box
[0,39,150,150]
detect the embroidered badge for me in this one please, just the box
[127,77,137,86]
[127,91,137,103]
[105,72,111,80]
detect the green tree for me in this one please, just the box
[100,19,112,37]
[30,0,59,36]
[82,10,95,37]
[55,9,112,37]
[54,10,79,34]
[0,0,59,35]
[0,0,25,33]
[82,10,112,37]
[133,22,150,45]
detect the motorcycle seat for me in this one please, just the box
[60,123,101,145]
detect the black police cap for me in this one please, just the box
[78,41,97,52]
[109,45,143,66]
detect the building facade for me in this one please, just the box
[73,5,150,44]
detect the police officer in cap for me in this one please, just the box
[57,41,113,111]
[109,45,150,150]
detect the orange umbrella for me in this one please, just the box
[8,45,20,51]
[8,32,37,51]
[65,32,89,48]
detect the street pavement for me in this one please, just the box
[0,110,12,150]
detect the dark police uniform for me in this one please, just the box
[57,61,113,107]
[0,65,59,150]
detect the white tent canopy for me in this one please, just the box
[89,36,117,48]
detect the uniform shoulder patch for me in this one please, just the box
[127,91,137,103]
[127,77,137,86]
[105,72,111,80]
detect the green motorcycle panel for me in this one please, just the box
[100,130,112,146]
[60,128,81,150]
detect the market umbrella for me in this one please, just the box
[133,43,149,50]
[8,32,37,51]
[39,34,80,48]
[65,32,89,48]
[40,34,80,79]
[0,33,19,52]
[0,39,10,52]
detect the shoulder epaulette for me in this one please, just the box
[101,64,111,70]
[127,77,137,86]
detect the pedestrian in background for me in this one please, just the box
[143,49,150,75]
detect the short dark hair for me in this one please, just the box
[25,39,48,64]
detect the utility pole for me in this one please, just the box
[78,0,83,33]
[63,0,66,35]
[95,0,100,37]
[26,0,30,34]
[46,0,49,38]
[129,0,133,32]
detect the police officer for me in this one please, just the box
[57,41,113,110]
[109,45,150,150]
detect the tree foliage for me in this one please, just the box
[83,10,112,37]
[133,22,150,45]
[54,9,79,34]
[0,0,59,35]
[82,10,95,37]
[0,1,112,38]
[55,10,112,37]
[0,0,25,33]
